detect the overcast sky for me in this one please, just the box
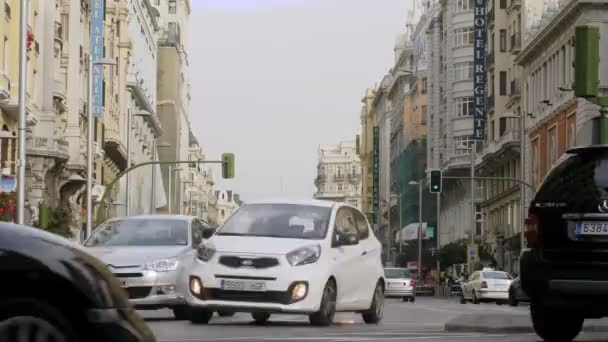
[189,0,410,202]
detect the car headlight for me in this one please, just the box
[286,245,321,266]
[197,244,216,262]
[143,258,179,272]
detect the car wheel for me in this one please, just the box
[0,298,79,342]
[531,304,583,342]
[409,297,415,303]
[496,301,503,306]
[309,280,337,327]
[460,294,467,304]
[217,310,235,317]
[472,291,480,304]
[508,292,518,307]
[362,282,384,324]
[189,308,213,325]
[173,306,190,320]
[401,296,408,302]
[251,312,271,325]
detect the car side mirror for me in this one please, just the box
[202,227,215,239]
[334,231,359,247]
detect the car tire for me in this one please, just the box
[531,304,583,342]
[0,297,79,342]
[251,312,271,325]
[189,308,213,325]
[217,310,235,317]
[401,296,408,302]
[362,282,384,324]
[409,297,415,303]
[173,306,190,320]
[460,294,467,304]
[309,280,337,327]
[508,292,518,307]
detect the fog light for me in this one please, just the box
[158,285,176,295]
[291,282,308,301]
[190,277,203,296]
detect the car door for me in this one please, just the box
[463,272,477,299]
[329,206,364,310]
[352,207,380,308]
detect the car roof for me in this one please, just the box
[566,144,608,155]
[244,199,337,208]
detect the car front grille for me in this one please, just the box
[113,273,144,278]
[124,286,152,299]
[203,288,289,304]
[218,256,279,269]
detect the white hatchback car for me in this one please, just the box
[186,200,385,326]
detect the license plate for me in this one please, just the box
[220,279,266,292]
[576,222,608,236]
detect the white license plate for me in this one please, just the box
[220,279,266,292]
[576,222,608,236]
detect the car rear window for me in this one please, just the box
[482,272,511,280]
[384,269,411,279]
[534,150,608,212]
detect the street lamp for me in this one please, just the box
[152,142,171,213]
[125,109,150,216]
[390,193,402,263]
[86,57,116,240]
[409,180,423,288]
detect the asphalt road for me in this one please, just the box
[141,297,608,342]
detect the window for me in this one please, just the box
[455,97,474,117]
[352,208,369,240]
[337,184,343,192]
[455,0,474,12]
[454,27,474,47]
[548,126,558,167]
[421,78,428,94]
[337,166,343,177]
[454,136,474,153]
[168,0,176,13]
[454,62,474,81]
[500,0,507,8]
[500,30,506,52]
[421,105,428,123]
[499,71,507,96]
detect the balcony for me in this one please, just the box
[53,78,66,102]
[509,79,521,100]
[442,153,471,170]
[0,72,9,101]
[348,173,361,183]
[487,94,495,109]
[54,21,62,45]
[314,174,327,187]
[487,7,495,28]
[102,128,127,171]
[486,51,495,69]
[510,33,521,54]
[334,173,346,181]
[4,2,10,19]
[507,0,521,14]
[26,136,69,161]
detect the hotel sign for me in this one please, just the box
[473,0,487,140]
[91,0,104,118]
[372,126,380,224]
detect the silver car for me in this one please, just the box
[384,268,416,302]
[84,215,215,319]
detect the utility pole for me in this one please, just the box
[436,192,441,291]
[16,0,28,225]
[417,181,422,287]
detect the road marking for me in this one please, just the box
[159,333,534,342]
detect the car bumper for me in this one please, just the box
[521,248,608,316]
[87,308,156,342]
[385,287,414,297]
[115,270,186,309]
[478,290,509,300]
[186,258,330,314]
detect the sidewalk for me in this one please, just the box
[445,313,608,333]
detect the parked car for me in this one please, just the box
[384,268,415,302]
[508,277,529,306]
[460,269,512,305]
[84,215,215,320]
[0,223,156,342]
[187,200,386,326]
[521,145,608,341]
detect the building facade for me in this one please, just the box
[314,138,362,210]
[212,189,239,225]
[359,88,376,219]
[185,132,216,221]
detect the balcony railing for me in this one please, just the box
[54,22,62,41]
[487,51,495,67]
[508,0,521,13]
[487,94,495,108]
[334,173,346,181]
[487,7,495,24]
[510,33,521,53]
[0,73,9,101]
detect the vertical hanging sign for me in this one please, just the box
[91,0,104,118]
[372,126,380,224]
[473,0,487,140]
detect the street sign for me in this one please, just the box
[472,0,487,140]
[467,243,478,264]
[91,0,104,117]
[426,226,435,239]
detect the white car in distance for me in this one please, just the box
[186,200,386,326]
[460,269,513,305]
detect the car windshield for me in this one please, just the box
[385,269,410,279]
[483,272,512,280]
[216,204,331,239]
[84,219,189,247]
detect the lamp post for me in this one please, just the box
[151,141,171,213]
[16,0,28,225]
[85,57,116,240]
[409,180,423,287]
[125,110,150,216]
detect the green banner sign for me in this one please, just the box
[372,126,380,224]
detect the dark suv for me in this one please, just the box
[521,146,608,342]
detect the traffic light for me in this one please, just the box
[429,169,442,193]
[574,26,599,98]
[221,153,235,179]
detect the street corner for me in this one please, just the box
[444,313,608,334]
